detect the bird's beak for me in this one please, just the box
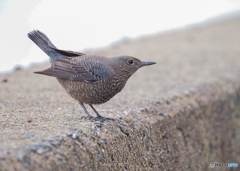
[140,61,156,67]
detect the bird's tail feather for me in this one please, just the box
[28,30,85,66]
[28,30,57,56]
[28,30,69,65]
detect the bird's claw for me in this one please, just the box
[81,115,93,120]
[81,115,116,122]
[96,116,116,121]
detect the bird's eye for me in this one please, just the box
[127,60,133,65]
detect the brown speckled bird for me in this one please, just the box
[28,30,156,121]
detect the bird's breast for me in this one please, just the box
[56,76,126,104]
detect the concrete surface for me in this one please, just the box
[0,17,240,170]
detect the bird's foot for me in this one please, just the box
[81,115,116,122]
[81,115,94,120]
[95,115,116,121]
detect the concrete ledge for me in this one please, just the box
[1,17,240,170]
[1,82,240,170]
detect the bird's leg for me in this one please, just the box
[89,105,115,121]
[79,102,93,119]
[89,104,103,118]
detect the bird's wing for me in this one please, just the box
[34,56,111,82]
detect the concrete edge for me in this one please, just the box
[1,80,240,170]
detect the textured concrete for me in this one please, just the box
[1,17,240,170]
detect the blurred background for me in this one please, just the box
[0,0,240,73]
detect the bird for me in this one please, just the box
[28,30,156,121]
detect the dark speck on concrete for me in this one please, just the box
[28,135,35,138]
[102,139,107,143]
[77,129,83,133]
[145,136,149,143]
[113,130,119,134]
[2,79,8,83]
[66,133,72,138]
[99,154,104,162]
[166,100,171,105]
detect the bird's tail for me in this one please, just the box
[28,30,67,65]
[28,30,85,66]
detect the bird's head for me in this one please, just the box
[111,56,156,79]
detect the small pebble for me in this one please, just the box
[77,129,83,133]
[72,133,77,139]
[170,95,177,100]
[14,66,22,71]
[66,133,72,137]
[139,108,147,112]
[29,134,35,138]
[27,119,33,123]
[36,148,45,154]
[2,79,7,83]
[166,100,171,105]
[99,154,104,162]
[113,130,119,134]
[159,112,164,116]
